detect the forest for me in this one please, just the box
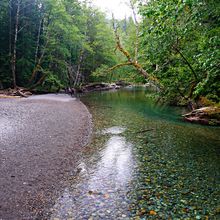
[0,0,219,106]
[0,1,220,219]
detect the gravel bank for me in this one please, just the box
[0,94,92,219]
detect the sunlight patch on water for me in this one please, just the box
[50,128,134,219]
[102,126,126,135]
[89,135,133,191]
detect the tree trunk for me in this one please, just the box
[0,81,3,89]
[66,61,75,87]
[74,50,84,87]
[29,73,47,89]
[174,47,198,81]
[111,16,157,80]
[11,0,20,88]
[29,12,51,85]
[34,17,43,65]
[9,0,12,59]
[29,33,50,84]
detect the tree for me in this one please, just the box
[138,0,220,104]
[0,0,118,90]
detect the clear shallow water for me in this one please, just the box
[51,88,220,219]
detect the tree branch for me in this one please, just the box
[108,62,133,71]
[17,24,27,34]
[174,47,198,81]
[112,15,149,78]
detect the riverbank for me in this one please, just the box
[1,86,219,126]
[0,94,92,219]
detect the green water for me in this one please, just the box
[52,87,220,219]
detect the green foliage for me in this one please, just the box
[0,0,219,106]
[0,0,118,89]
[40,73,63,92]
[138,0,220,104]
[91,65,110,82]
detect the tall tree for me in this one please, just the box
[11,0,21,88]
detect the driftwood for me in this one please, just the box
[0,87,32,98]
[81,83,120,93]
[183,107,220,126]
[15,90,28,98]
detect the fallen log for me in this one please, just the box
[0,87,32,98]
[14,90,28,98]
[81,82,119,93]
[183,106,220,126]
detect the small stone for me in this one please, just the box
[149,210,157,215]
[180,199,187,204]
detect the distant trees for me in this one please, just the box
[0,0,117,91]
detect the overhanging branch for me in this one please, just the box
[108,62,133,71]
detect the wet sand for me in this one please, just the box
[0,94,92,219]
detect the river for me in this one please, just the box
[51,87,220,219]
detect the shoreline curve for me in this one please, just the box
[0,94,92,219]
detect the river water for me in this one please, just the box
[51,87,220,219]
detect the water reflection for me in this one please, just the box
[102,126,126,135]
[89,135,133,191]
[51,127,134,219]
